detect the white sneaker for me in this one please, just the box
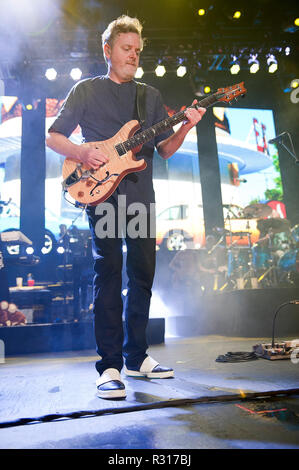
[124,356,174,379]
[96,368,126,399]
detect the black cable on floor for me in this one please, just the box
[0,388,298,429]
[215,351,259,362]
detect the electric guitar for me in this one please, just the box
[62,82,247,206]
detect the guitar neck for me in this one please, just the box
[121,91,223,153]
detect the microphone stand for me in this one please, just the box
[276,132,299,165]
[208,233,225,255]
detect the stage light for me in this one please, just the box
[122,289,128,297]
[250,62,259,73]
[57,246,65,254]
[230,63,240,74]
[233,11,241,19]
[230,55,240,74]
[285,46,291,55]
[268,63,277,73]
[70,68,82,81]
[204,86,211,94]
[155,64,166,77]
[291,79,299,89]
[249,55,259,73]
[267,54,278,73]
[177,65,187,77]
[198,8,205,16]
[294,18,299,27]
[26,247,34,255]
[25,104,33,110]
[45,68,57,81]
[41,247,48,254]
[135,67,144,78]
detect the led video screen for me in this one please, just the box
[0,96,22,234]
[214,106,285,246]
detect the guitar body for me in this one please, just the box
[62,119,146,206]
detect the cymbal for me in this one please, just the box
[243,203,272,218]
[257,217,291,234]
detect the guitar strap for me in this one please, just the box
[135,81,147,128]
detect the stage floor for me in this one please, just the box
[0,335,299,450]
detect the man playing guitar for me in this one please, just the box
[46,14,206,399]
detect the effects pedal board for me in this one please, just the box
[253,340,299,360]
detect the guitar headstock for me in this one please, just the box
[216,82,247,104]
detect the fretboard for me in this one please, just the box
[115,91,223,156]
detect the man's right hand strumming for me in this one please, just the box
[46,131,108,170]
[79,142,109,170]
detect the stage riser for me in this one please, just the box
[167,287,299,338]
[0,318,165,356]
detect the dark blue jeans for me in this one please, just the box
[86,200,156,375]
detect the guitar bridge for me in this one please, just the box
[62,164,94,191]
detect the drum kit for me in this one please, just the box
[216,203,299,290]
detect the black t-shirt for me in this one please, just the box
[48,75,174,208]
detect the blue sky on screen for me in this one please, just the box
[216,107,281,206]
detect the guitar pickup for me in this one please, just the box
[115,143,127,156]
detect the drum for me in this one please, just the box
[278,250,299,272]
[227,248,250,278]
[291,224,299,243]
[251,245,271,270]
[271,231,293,252]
